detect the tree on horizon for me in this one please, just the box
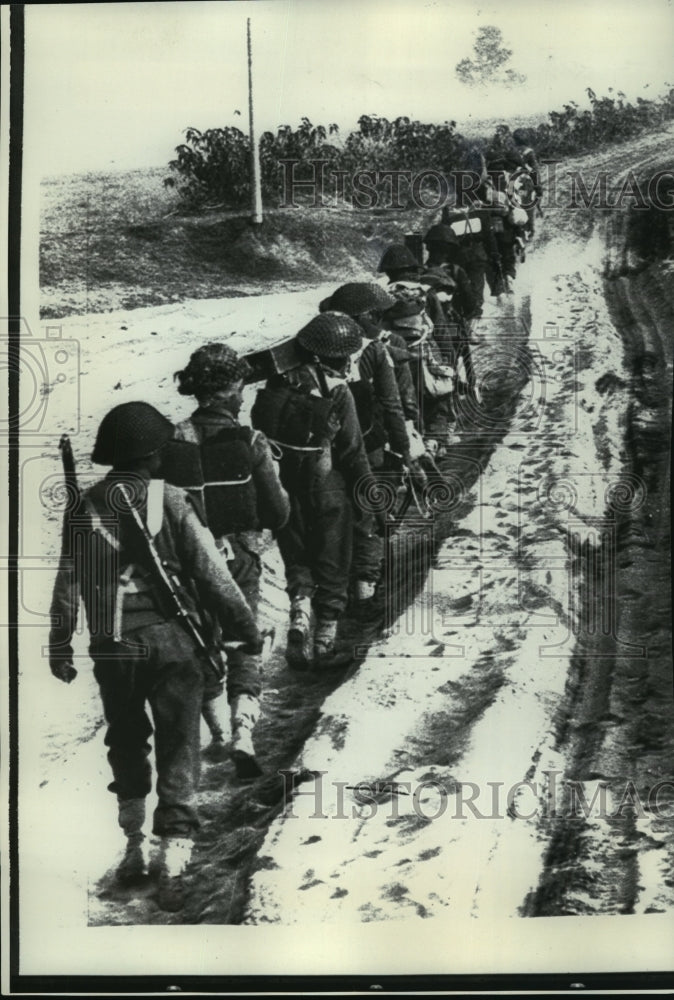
[455,26,527,89]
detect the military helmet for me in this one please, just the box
[423,224,459,247]
[92,402,174,466]
[296,312,363,358]
[320,282,396,316]
[175,342,252,397]
[377,244,420,273]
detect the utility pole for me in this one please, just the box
[247,17,263,224]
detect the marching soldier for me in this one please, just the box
[423,224,481,404]
[251,312,374,668]
[378,245,456,454]
[440,180,503,309]
[319,282,426,602]
[172,344,290,776]
[48,402,262,911]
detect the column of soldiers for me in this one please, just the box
[47,142,541,912]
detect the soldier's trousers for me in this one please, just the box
[462,254,487,316]
[93,619,204,838]
[351,449,386,585]
[419,393,451,441]
[205,534,262,704]
[276,468,353,621]
[495,231,517,281]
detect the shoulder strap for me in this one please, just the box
[80,493,121,552]
[174,417,201,445]
[147,479,165,538]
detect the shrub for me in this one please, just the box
[165,89,674,210]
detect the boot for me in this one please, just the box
[286,595,312,671]
[230,693,263,780]
[201,696,229,762]
[313,618,338,665]
[156,837,192,912]
[116,797,148,886]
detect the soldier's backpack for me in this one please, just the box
[161,426,259,537]
[242,338,302,383]
[250,378,334,453]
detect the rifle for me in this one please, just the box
[51,434,82,683]
[59,433,82,509]
[116,482,227,681]
[393,465,432,524]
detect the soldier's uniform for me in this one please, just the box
[378,246,456,453]
[172,343,290,775]
[424,225,480,405]
[251,312,374,667]
[319,282,423,601]
[440,196,502,309]
[48,402,261,911]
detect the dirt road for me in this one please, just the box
[22,129,673,959]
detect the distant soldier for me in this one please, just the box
[423,224,480,402]
[48,402,262,911]
[251,313,374,667]
[441,179,503,308]
[481,180,518,287]
[512,128,542,196]
[512,128,543,236]
[319,282,426,601]
[172,344,290,776]
[423,225,477,321]
[378,245,456,454]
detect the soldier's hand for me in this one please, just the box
[50,660,77,684]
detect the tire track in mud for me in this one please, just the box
[525,160,674,917]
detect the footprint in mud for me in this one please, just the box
[418,846,442,861]
[382,882,409,902]
[299,879,325,891]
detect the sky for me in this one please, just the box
[23,0,674,176]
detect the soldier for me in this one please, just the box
[481,180,518,287]
[48,402,262,911]
[378,245,456,454]
[251,312,374,668]
[512,128,543,237]
[512,128,543,194]
[441,180,503,310]
[319,282,426,601]
[423,224,480,404]
[172,343,290,776]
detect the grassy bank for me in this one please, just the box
[40,166,428,318]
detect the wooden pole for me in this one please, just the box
[247,17,263,224]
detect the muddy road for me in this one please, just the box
[22,129,673,951]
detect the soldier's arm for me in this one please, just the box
[177,497,262,652]
[250,430,290,531]
[362,343,410,456]
[457,266,477,319]
[425,290,455,364]
[332,384,374,488]
[480,211,501,267]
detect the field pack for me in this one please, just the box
[251,382,333,451]
[161,428,258,536]
[243,338,302,383]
